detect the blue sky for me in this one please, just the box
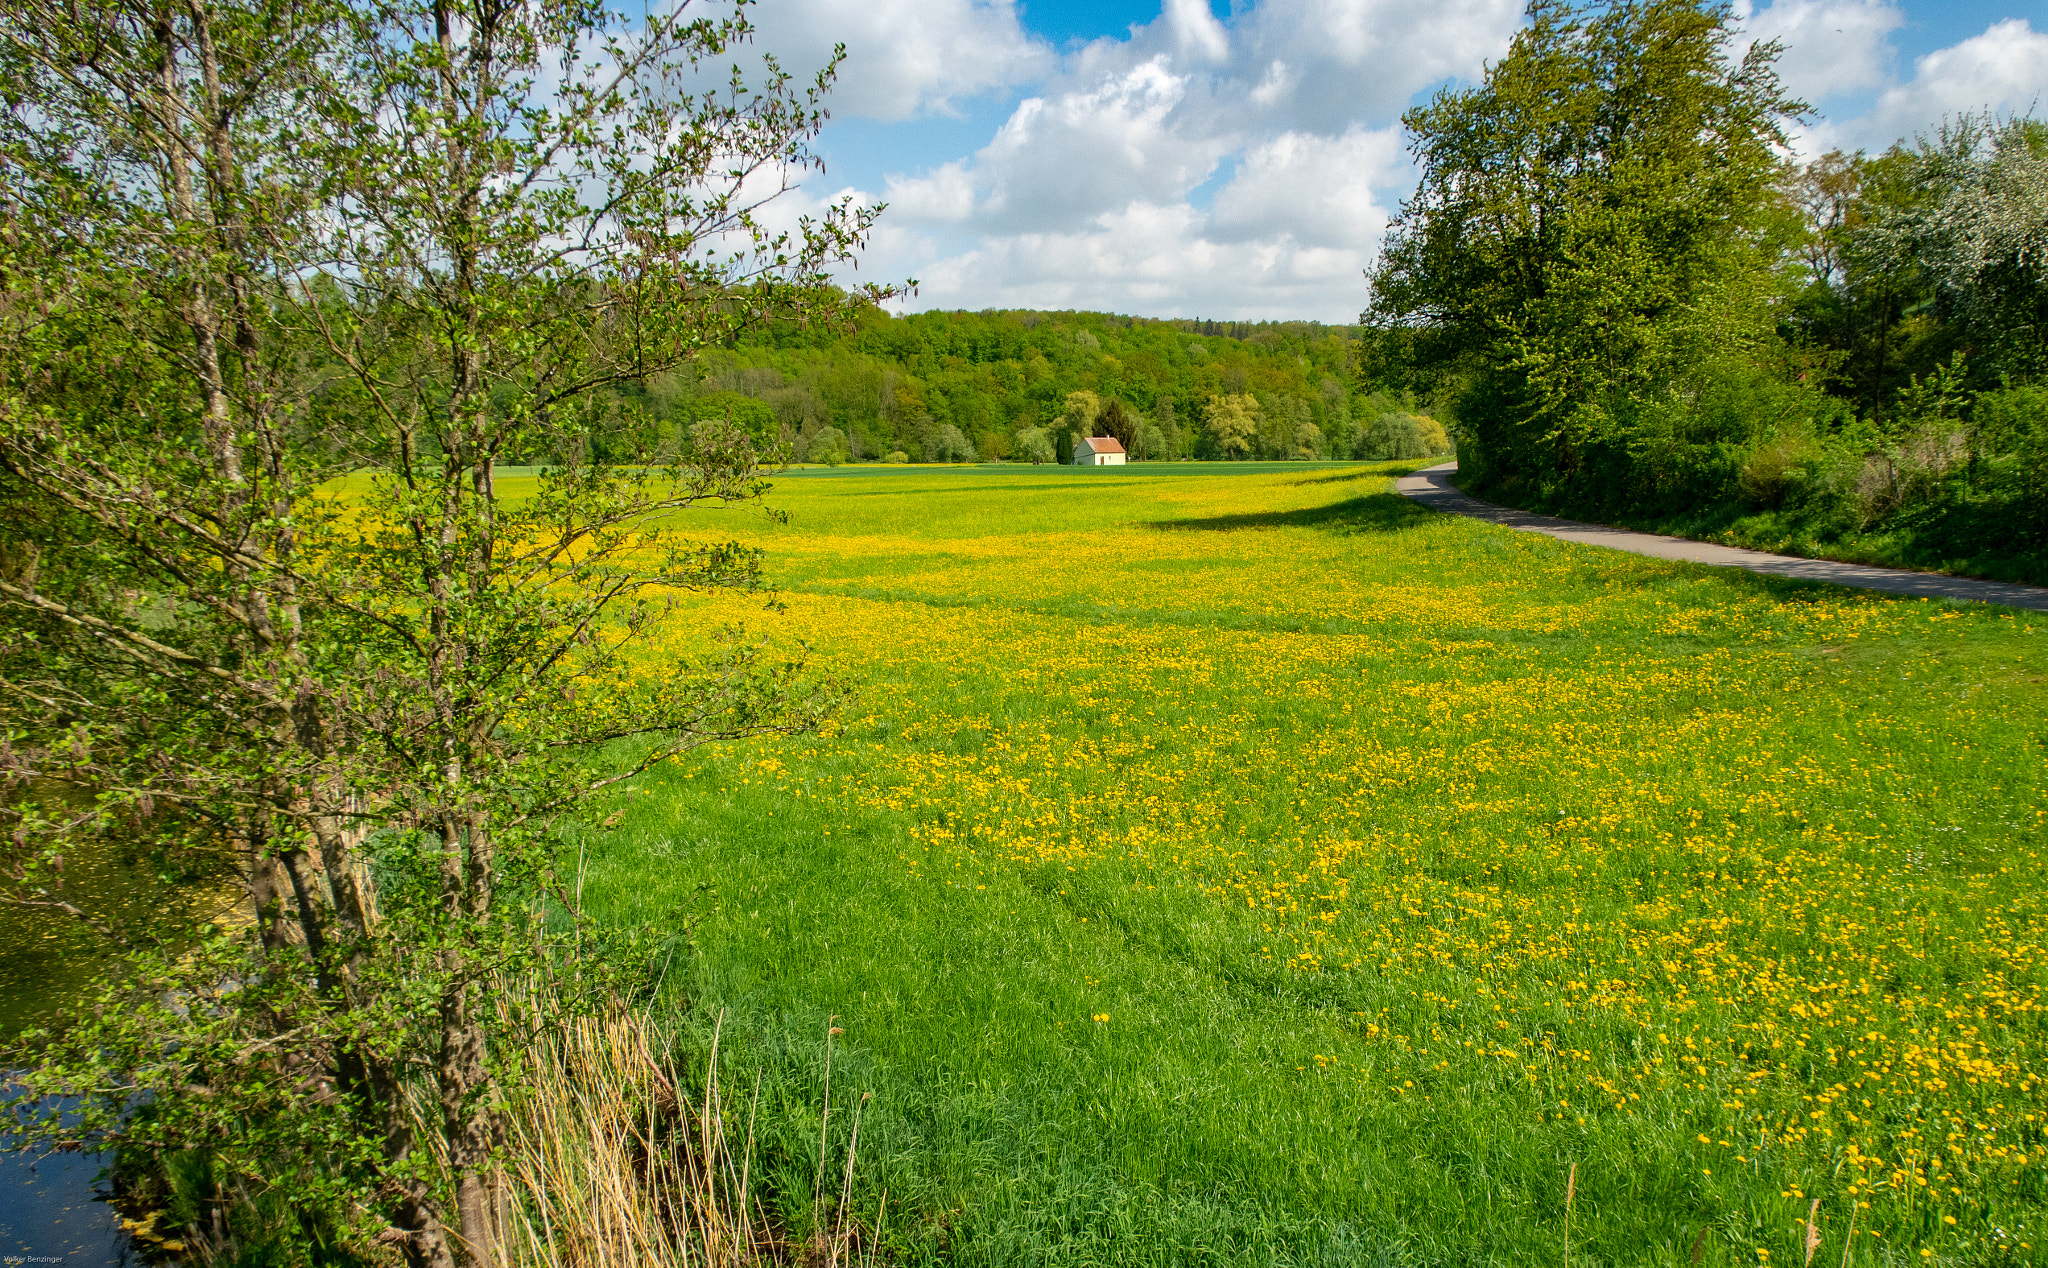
[734,0,2047,321]
[1020,0,1218,46]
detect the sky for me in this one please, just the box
[730,0,2048,322]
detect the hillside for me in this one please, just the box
[574,308,1449,466]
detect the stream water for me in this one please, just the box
[1,833,237,1265]
[0,1099,132,1268]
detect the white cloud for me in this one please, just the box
[885,58,1237,234]
[882,160,978,223]
[784,0,2048,319]
[1736,0,1904,103]
[1249,60,1294,108]
[1230,0,1524,128]
[733,0,1049,121]
[1743,4,2048,158]
[868,122,1406,322]
[1163,0,1230,63]
[905,201,1377,320]
[1209,126,1406,247]
[832,0,1494,318]
[1843,19,2048,150]
[725,173,939,304]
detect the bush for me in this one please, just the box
[1415,415,1452,454]
[1750,380,2045,543]
[1971,383,2048,543]
[1568,371,2048,579]
[1015,428,1056,464]
[684,390,779,446]
[1736,432,1825,507]
[1353,411,1449,460]
[806,426,850,466]
[927,423,977,463]
[885,450,910,464]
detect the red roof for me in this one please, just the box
[1085,436,1126,454]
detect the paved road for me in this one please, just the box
[1395,462,2048,612]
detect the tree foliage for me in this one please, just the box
[1816,116,2048,393]
[578,307,1375,463]
[1204,394,1259,459]
[1368,0,1803,492]
[1765,115,2048,562]
[1015,426,1057,464]
[1367,0,2047,573]
[0,0,887,1260]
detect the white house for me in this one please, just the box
[1073,436,1126,466]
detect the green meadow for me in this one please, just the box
[572,462,2046,1266]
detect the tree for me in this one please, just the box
[1317,377,1354,457]
[1366,0,1802,494]
[1779,148,1936,417]
[1205,394,1260,459]
[930,422,977,462]
[1016,426,1057,464]
[1062,388,1104,438]
[1783,116,2046,413]
[1097,398,1139,452]
[1355,411,1449,459]
[687,391,784,449]
[1257,393,1314,459]
[1153,394,1183,458]
[0,0,889,1261]
[1879,114,2048,386]
[514,308,1361,470]
[806,426,852,465]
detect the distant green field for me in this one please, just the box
[577,462,2047,1266]
[773,459,1374,478]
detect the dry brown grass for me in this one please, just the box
[469,1009,875,1268]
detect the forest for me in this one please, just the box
[569,308,1449,467]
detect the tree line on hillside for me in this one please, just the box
[1365,0,2047,581]
[550,308,1450,466]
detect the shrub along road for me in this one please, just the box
[1398,462,2048,611]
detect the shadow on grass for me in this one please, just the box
[1282,460,1443,489]
[1149,491,1438,534]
